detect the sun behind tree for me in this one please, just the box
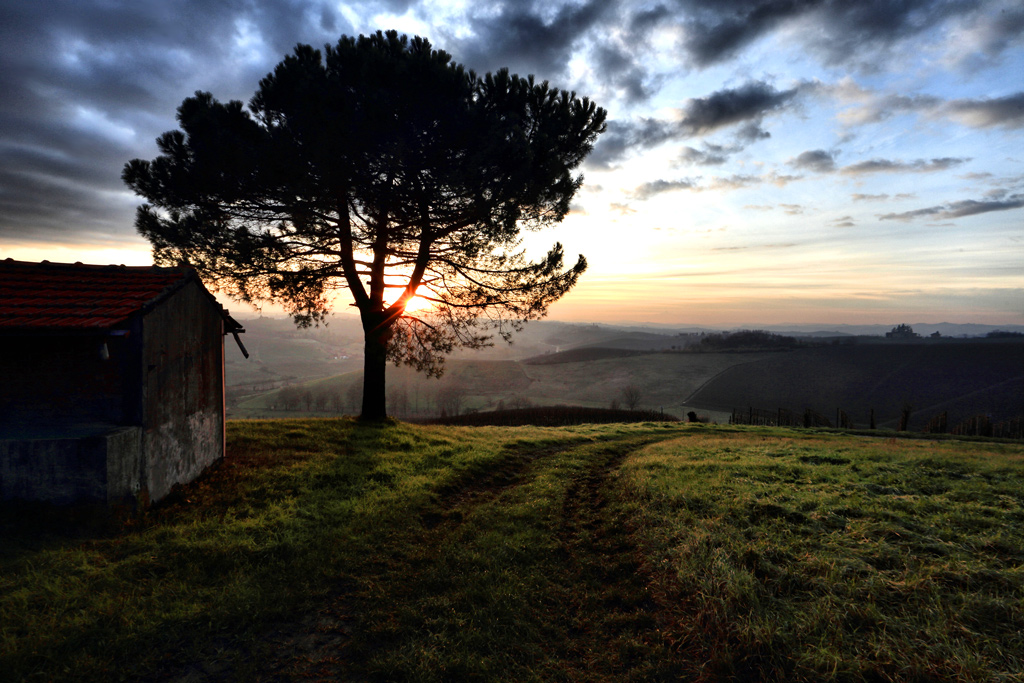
[124,30,606,420]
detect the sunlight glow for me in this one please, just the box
[387,283,435,313]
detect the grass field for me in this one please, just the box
[3,420,1021,681]
[617,431,1024,680]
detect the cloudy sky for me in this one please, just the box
[2,0,1022,326]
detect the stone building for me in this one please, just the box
[0,259,246,507]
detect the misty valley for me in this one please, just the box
[226,317,1023,435]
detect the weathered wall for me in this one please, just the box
[105,426,145,502]
[141,281,224,502]
[0,427,142,505]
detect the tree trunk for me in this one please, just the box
[361,332,389,420]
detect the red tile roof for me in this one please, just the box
[0,259,197,331]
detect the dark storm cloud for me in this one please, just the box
[586,117,680,169]
[588,80,803,168]
[592,43,654,103]
[675,0,1000,70]
[678,145,730,166]
[802,0,969,67]
[834,90,943,125]
[945,92,1024,129]
[632,178,699,200]
[677,81,802,136]
[628,4,674,32]
[734,121,771,142]
[879,194,1024,221]
[840,157,970,175]
[458,0,614,77]
[458,1,670,104]
[948,4,1024,69]
[630,170,799,198]
[678,0,809,67]
[0,0,356,243]
[836,86,1024,129]
[789,149,836,173]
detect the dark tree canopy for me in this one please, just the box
[124,30,606,419]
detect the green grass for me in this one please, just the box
[1,420,1021,681]
[615,429,1024,681]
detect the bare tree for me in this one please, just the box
[388,382,410,417]
[621,384,642,410]
[345,379,363,414]
[435,380,468,417]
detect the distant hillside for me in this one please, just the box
[576,333,681,351]
[523,347,651,365]
[756,322,1024,338]
[686,339,1023,429]
[232,351,772,420]
[225,317,1023,427]
[226,315,362,387]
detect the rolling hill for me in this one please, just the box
[686,339,1023,429]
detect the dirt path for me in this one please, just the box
[551,438,677,681]
[158,437,590,682]
[158,434,675,682]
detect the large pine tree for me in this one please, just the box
[124,31,605,419]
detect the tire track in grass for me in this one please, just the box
[550,436,680,682]
[159,430,682,682]
[420,436,594,528]
[152,436,591,683]
[258,435,593,682]
[334,431,682,681]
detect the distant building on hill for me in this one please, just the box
[0,259,247,508]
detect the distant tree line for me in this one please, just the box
[692,330,799,351]
[271,376,465,418]
[275,383,360,414]
[886,324,920,339]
